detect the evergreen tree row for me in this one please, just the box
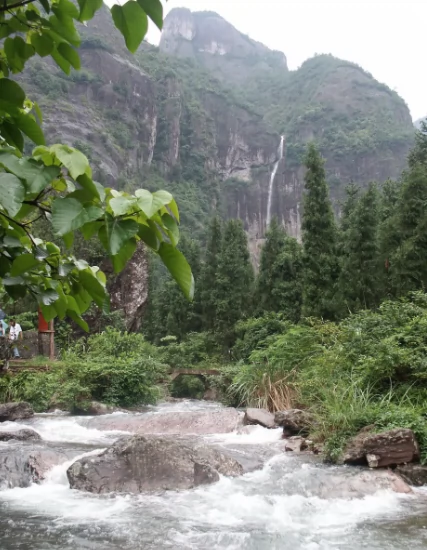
[144,124,427,347]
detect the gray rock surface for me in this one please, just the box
[341,428,419,467]
[0,402,34,422]
[0,429,41,442]
[67,435,244,494]
[274,409,312,436]
[244,408,275,429]
[284,436,307,453]
[395,464,427,487]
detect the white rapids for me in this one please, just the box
[0,400,427,550]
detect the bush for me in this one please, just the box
[170,375,205,399]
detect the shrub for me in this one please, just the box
[170,375,205,399]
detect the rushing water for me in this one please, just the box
[1,401,427,549]
[266,135,285,228]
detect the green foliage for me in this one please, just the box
[0,329,166,411]
[200,216,222,330]
[170,375,205,399]
[256,218,303,322]
[302,143,339,319]
[0,0,193,329]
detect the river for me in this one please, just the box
[0,400,427,549]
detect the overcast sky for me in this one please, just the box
[112,1,426,121]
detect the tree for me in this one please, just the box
[256,217,303,322]
[337,184,382,313]
[301,143,338,319]
[200,216,222,330]
[0,0,192,331]
[215,219,254,348]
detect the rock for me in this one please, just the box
[0,446,68,489]
[284,436,307,453]
[73,401,124,416]
[396,464,427,487]
[316,469,412,498]
[67,435,244,494]
[203,387,218,401]
[274,409,312,436]
[244,408,275,429]
[0,429,41,442]
[341,428,419,468]
[0,402,34,422]
[86,407,244,435]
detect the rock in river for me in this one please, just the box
[0,402,34,422]
[341,428,419,468]
[274,409,312,436]
[67,435,244,494]
[0,428,41,442]
[244,408,276,429]
[396,464,427,487]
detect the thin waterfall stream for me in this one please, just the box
[266,135,285,227]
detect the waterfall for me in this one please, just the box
[266,135,285,228]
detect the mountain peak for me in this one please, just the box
[160,8,288,85]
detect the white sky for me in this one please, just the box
[109,1,426,121]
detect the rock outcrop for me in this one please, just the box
[395,464,427,487]
[284,436,308,453]
[274,409,312,437]
[67,435,244,494]
[244,408,276,429]
[86,407,243,435]
[0,446,68,489]
[73,401,125,416]
[0,429,41,442]
[0,402,34,423]
[341,428,419,467]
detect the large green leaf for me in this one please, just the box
[10,254,40,276]
[158,242,194,300]
[48,14,81,47]
[52,0,79,20]
[111,1,148,54]
[112,237,137,273]
[109,195,137,216]
[57,43,80,70]
[138,223,159,250]
[135,189,165,218]
[4,36,35,72]
[51,197,89,235]
[30,33,54,57]
[50,46,71,74]
[0,173,25,216]
[15,113,45,145]
[0,122,24,151]
[137,0,163,30]
[79,268,106,308]
[77,0,103,21]
[100,215,139,256]
[51,144,89,179]
[0,78,25,108]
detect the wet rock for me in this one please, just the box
[284,436,307,453]
[86,407,244,435]
[274,409,312,436]
[244,408,275,429]
[341,428,419,468]
[318,469,412,497]
[0,446,68,489]
[73,401,125,416]
[395,464,427,487]
[0,429,41,442]
[0,402,34,423]
[203,387,218,401]
[67,434,244,494]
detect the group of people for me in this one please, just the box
[0,308,22,358]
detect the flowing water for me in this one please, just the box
[1,400,427,549]
[266,135,285,227]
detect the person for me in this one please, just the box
[0,318,8,337]
[9,319,22,358]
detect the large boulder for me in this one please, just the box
[67,435,244,494]
[73,401,124,416]
[341,428,419,468]
[0,446,68,489]
[244,408,275,429]
[396,464,427,487]
[0,402,34,422]
[0,428,41,442]
[274,409,312,436]
[284,436,308,453]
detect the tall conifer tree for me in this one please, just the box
[200,216,222,330]
[301,143,338,319]
[215,219,254,348]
